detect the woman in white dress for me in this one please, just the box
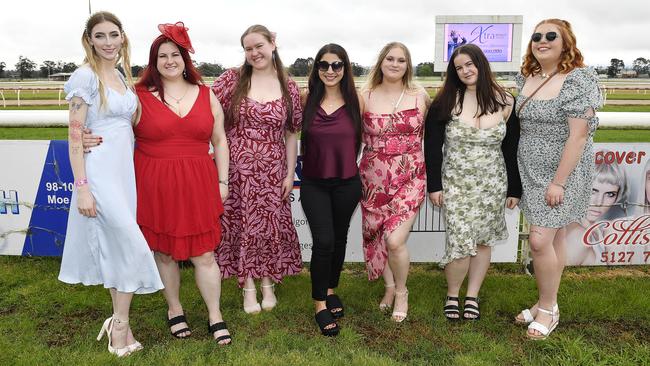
[58,11,163,357]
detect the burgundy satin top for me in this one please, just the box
[302,105,358,179]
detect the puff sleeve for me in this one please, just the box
[63,66,98,105]
[211,68,239,112]
[559,67,603,133]
[286,78,303,133]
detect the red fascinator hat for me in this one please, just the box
[158,21,194,53]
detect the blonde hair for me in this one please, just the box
[366,42,415,91]
[521,18,585,77]
[594,154,629,211]
[81,11,133,108]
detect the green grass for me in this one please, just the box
[0,127,69,140]
[600,105,650,112]
[0,105,68,110]
[1,257,649,365]
[0,90,63,100]
[604,93,650,100]
[594,129,650,142]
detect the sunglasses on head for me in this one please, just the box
[317,60,344,72]
[531,31,558,42]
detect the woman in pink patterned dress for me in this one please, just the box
[211,25,302,314]
[360,42,430,322]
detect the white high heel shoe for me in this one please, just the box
[391,289,409,323]
[242,287,262,314]
[261,284,277,311]
[96,316,131,357]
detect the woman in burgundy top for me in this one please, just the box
[300,44,362,336]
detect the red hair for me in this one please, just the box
[521,19,585,77]
[136,35,203,104]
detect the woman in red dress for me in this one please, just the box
[359,42,430,322]
[211,25,303,314]
[135,23,231,344]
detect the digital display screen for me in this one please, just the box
[443,23,513,62]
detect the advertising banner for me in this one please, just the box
[1,140,520,263]
[566,143,650,266]
[443,23,514,63]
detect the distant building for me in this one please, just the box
[621,70,638,78]
[48,73,72,81]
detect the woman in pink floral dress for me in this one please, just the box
[211,25,302,314]
[360,42,429,322]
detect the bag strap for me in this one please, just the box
[517,71,558,115]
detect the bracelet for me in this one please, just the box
[75,178,88,187]
[219,180,228,186]
[552,181,565,190]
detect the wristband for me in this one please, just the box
[219,180,228,186]
[75,178,88,187]
[552,181,565,190]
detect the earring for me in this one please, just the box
[183,70,187,78]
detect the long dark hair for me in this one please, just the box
[136,35,203,105]
[228,25,291,128]
[302,44,361,154]
[431,44,509,123]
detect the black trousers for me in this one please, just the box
[300,175,362,301]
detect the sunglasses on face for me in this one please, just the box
[317,60,344,72]
[531,31,558,42]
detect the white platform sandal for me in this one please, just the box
[515,303,557,325]
[242,287,261,314]
[391,290,409,323]
[527,305,560,340]
[261,284,277,311]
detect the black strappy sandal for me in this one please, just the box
[326,294,345,320]
[315,309,340,337]
[463,297,481,321]
[167,314,191,338]
[444,296,461,321]
[208,321,232,345]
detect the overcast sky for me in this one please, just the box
[1,0,649,70]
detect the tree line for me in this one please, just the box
[2,56,648,80]
[0,56,440,80]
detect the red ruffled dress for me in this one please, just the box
[134,85,224,260]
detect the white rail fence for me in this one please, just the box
[0,111,649,128]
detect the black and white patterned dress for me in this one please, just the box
[515,67,602,228]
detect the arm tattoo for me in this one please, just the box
[69,120,83,143]
[70,100,85,112]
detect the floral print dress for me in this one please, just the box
[211,69,303,286]
[516,67,602,228]
[359,107,426,280]
[439,117,508,267]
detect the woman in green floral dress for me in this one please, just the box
[424,44,521,321]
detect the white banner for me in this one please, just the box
[0,140,520,262]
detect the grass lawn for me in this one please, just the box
[1,257,649,365]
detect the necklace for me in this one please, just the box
[540,70,558,79]
[390,88,406,113]
[165,85,190,104]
